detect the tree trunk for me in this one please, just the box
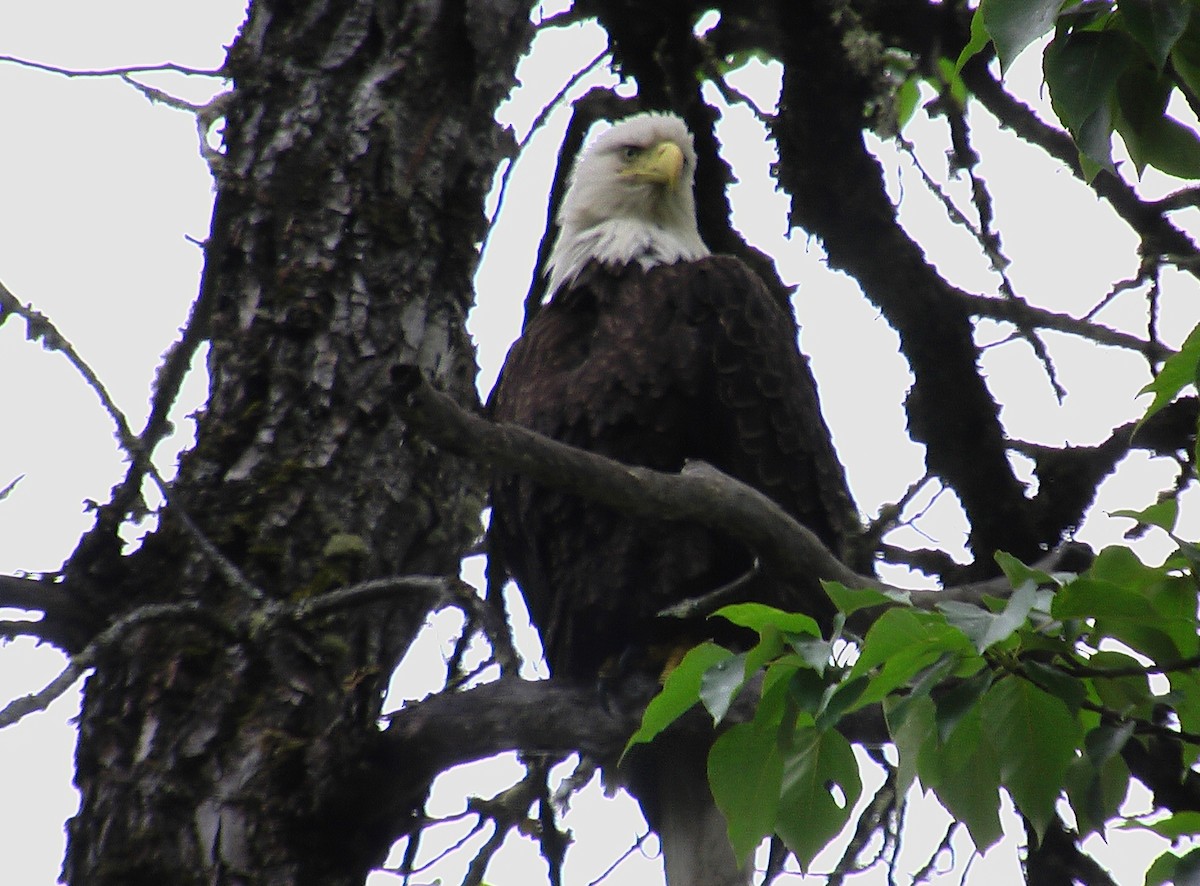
[60,1,534,883]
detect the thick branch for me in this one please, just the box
[395,369,1074,618]
[770,7,1041,572]
[398,366,876,597]
[381,677,641,785]
[0,574,91,649]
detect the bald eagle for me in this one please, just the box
[488,112,860,885]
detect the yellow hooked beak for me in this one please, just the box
[622,140,686,189]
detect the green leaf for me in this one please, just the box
[919,701,1005,850]
[700,652,749,724]
[1084,719,1136,766]
[1067,547,1200,660]
[935,57,970,107]
[995,550,1063,588]
[1052,576,1158,620]
[939,580,1038,653]
[982,0,1064,73]
[788,667,828,716]
[1145,849,1180,886]
[1147,846,1200,886]
[1045,29,1136,133]
[1065,726,1131,837]
[887,653,964,733]
[1112,498,1180,533]
[742,625,785,679]
[708,719,783,863]
[822,580,909,616]
[788,635,834,674]
[776,726,862,870]
[850,609,976,705]
[956,6,994,72]
[1023,660,1087,714]
[1120,0,1191,69]
[1133,810,1200,841]
[1172,14,1200,99]
[886,694,935,797]
[714,602,821,638]
[1169,670,1200,737]
[756,661,800,729]
[981,675,1082,839]
[1113,57,1175,177]
[1138,322,1200,422]
[894,77,921,132]
[625,642,732,752]
[934,668,995,743]
[1088,650,1154,718]
[1088,544,1166,592]
[1044,28,1136,173]
[1124,113,1200,178]
[816,675,869,730]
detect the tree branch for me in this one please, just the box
[397,365,880,597]
[962,63,1200,284]
[0,599,234,730]
[394,368,1079,619]
[0,54,221,79]
[952,285,1171,361]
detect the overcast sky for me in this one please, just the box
[2,2,1198,884]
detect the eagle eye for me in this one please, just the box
[621,145,641,160]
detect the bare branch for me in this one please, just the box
[396,366,884,597]
[116,72,213,115]
[485,47,609,244]
[587,831,654,886]
[1148,187,1200,213]
[0,474,22,501]
[0,599,233,730]
[0,54,221,80]
[394,367,1078,619]
[949,286,1171,360]
[0,280,141,457]
[0,280,268,609]
[286,574,458,622]
[0,574,76,618]
[0,620,49,642]
[963,64,1200,284]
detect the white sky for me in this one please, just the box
[1,2,1198,884]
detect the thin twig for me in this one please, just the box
[485,48,609,233]
[0,281,266,605]
[0,281,141,457]
[288,574,458,621]
[864,473,935,547]
[587,831,655,886]
[657,558,761,619]
[949,286,1172,361]
[897,135,1065,400]
[119,73,203,112]
[1084,260,1155,322]
[0,600,232,730]
[908,821,959,885]
[0,55,222,79]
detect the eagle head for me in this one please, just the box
[545,112,710,297]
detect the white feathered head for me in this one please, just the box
[545,112,709,296]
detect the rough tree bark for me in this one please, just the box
[57,1,534,883]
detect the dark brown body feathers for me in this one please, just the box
[488,255,860,681]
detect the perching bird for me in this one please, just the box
[488,111,861,885]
